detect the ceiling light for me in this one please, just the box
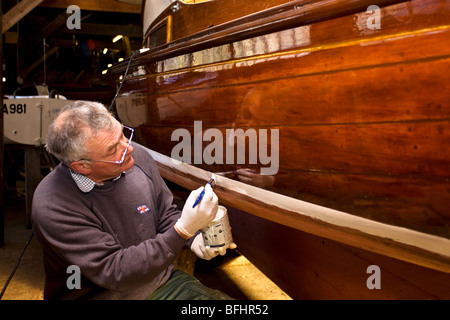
[103,48,108,54]
[112,35,123,43]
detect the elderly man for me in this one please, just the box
[32,100,233,300]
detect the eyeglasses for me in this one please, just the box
[81,125,134,164]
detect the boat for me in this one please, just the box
[3,84,74,228]
[108,0,450,299]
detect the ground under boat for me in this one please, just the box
[109,0,450,299]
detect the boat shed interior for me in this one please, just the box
[0,0,290,301]
[1,0,450,304]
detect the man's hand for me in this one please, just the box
[190,233,237,260]
[175,184,218,239]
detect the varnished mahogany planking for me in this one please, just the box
[228,209,450,299]
[151,147,450,298]
[117,2,450,236]
[113,0,450,298]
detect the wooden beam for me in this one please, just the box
[2,0,44,34]
[65,23,142,38]
[29,11,68,50]
[142,146,450,274]
[40,0,141,14]
[23,46,59,79]
[55,38,125,50]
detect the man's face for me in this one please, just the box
[84,120,135,181]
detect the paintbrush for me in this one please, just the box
[192,174,216,208]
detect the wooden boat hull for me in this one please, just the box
[143,147,450,299]
[229,208,450,299]
[110,0,450,298]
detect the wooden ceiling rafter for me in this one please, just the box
[3,0,143,102]
[39,0,142,14]
[65,22,142,38]
[2,0,44,34]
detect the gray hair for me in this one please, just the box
[46,100,115,165]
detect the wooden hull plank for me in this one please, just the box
[142,146,450,274]
[229,209,450,299]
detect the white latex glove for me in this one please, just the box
[175,184,218,238]
[190,233,237,260]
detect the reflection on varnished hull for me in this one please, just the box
[111,0,450,298]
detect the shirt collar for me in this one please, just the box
[69,168,123,193]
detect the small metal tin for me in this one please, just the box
[201,205,233,248]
